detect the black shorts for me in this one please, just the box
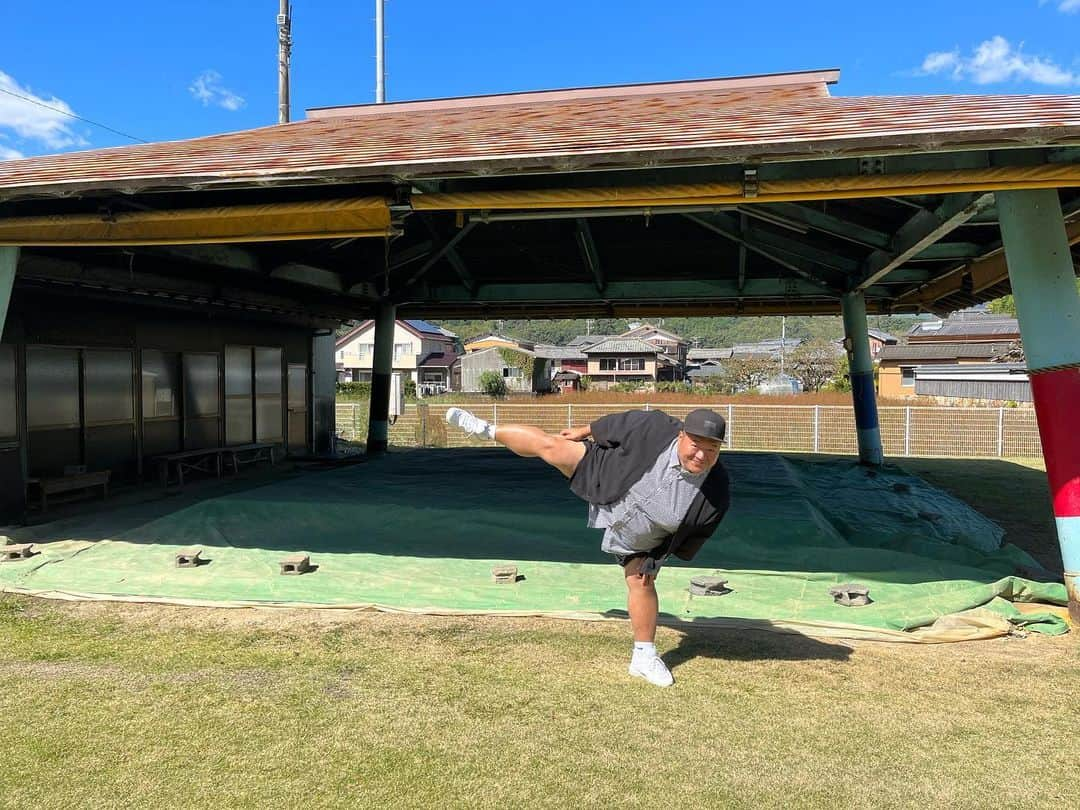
[613,551,651,568]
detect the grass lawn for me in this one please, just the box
[1,455,1075,808]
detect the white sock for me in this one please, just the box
[482,422,497,440]
[632,641,657,659]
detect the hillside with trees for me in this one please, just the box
[434,314,921,348]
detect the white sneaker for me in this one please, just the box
[445,407,494,438]
[628,655,674,687]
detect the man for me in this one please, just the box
[445,405,730,687]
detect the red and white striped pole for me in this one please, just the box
[998,189,1080,623]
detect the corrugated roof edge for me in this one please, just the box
[306,69,841,119]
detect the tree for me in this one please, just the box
[722,355,776,392]
[987,295,1017,317]
[825,356,852,393]
[478,370,507,398]
[988,280,1080,317]
[788,341,843,392]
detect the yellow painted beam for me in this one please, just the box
[0,197,391,246]
[412,164,1080,211]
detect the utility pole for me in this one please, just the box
[375,0,386,103]
[277,1,292,123]
[780,315,786,376]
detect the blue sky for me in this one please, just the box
[2,0,1078,159]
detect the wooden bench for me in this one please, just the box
[155,443,278,489]
[155,447,224,488]
[28,470,111,514]
[222,443,278,474]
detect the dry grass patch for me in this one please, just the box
[0,597,1076,809]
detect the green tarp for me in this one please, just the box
[1,451,1069,640]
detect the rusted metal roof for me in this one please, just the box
[879,342,1014,361]
[582,338,661,354]
[1,70,1078,199]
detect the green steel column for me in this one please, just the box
[841,290,883,465]
[997,189,1080,622]
[0,247,17,339]
[366,300,396,454]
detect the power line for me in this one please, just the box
[0,86,148,144]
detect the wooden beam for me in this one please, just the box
[901,209,1080,307]
[575,218,604,293]
[269,263,347,294]
[683,213,840,294]
[406,220,476,291]
[141,244,260,273]
[748,203,892,250]
[414,278,840,303]
[16,253,360,320]
[388,240,434,270]
[853,193,995,291]
[737,213,747,293]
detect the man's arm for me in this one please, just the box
[558,424,592,441]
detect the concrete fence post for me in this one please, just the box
[727,404,734,449]
[568,404,573,429]
[813,405,820,453]
[997,407,1005,458]
[903,407,911,456]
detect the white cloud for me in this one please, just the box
[0,70,87,152]
[1049,0,1080,13]
[0,144,25,161]
[189,70,245,111]
[919,36,1077,86]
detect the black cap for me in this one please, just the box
[682,408,726,442]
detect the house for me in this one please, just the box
[866,329,900,360]
[686,364,727,387]
[567,324,689,381]
[621,323,690,378]
[552,370,583,393]
[336,319,459,393]
[731,338,802,359]
[535,344,588,375]
[463,334,536,354]
[878,342,1018,398]
[878,314,1020,399]
[458,345,553,394]
[581,338,666,389]
[913,363,1031,405]
[906,314,1019,345]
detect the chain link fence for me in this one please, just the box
[335,402,1044,459]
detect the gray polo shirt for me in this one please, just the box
[588,438,707,556]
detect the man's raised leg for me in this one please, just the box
[446,408,586,478]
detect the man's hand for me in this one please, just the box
[559,424,592,442]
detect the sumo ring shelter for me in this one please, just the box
[0,69,1077,638]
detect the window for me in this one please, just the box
[360,343,374,356]
[619,358,645,372]
[502,367,522,378]
[599,359,617,371]
[901,367,915,387]
[83,350,134,426]
[393,343,412,361]
[182,353,221,449]
[225,346,284,445]
[225,346,253,444]
[254,348,284,444]
[27,347,80,429]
